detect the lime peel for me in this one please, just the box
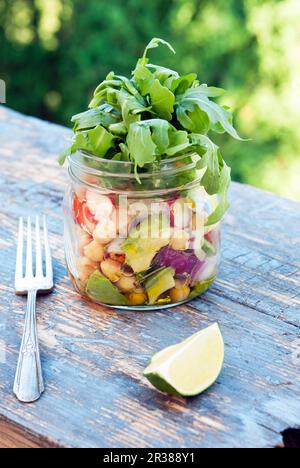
[143,323,224,397]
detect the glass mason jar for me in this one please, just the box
[63,151,221,310]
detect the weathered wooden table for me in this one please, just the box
[0,106,299,449]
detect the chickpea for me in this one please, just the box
[170,285,191,303]
[128,289,148,306]
[83,240,105,262]
[86,190,114,221]
[93,219,117,244]
[76,256,98,283]
[78,228,92,254]
[100,259,122,283]
[170,229,190,251]
[116,275,137,292]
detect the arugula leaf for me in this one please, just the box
[201,148,223,196]
[58,143,76,166]
[149,79,175,120]
[127,122,156,168]
[59,37,245,226]
[112,74,140,97]
[205,157,231,227]
[146,64,179,85]
[176,86,243,140]
[177,101,210,134]
[190,134,221,194]
[211,105,234,134]
[134,62,178,98]
[108,122,127,136]
[126,120,190,163]
[171,73,197,94]
[114,89,150,127]
[149,119,170,153]
[89,73,142,110]
[140,38,175,66]
[189,134,231,224]
[133,65,155,95]
[93,78,123,96]
[195,84,225,97]
[71,105,120,131]
[165,129,190,156]
[75,125,116,157]
[89,76,124,108]
[119,143,131,161]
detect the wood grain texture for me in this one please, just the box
[0,417,59,448]
[0,105,299,448]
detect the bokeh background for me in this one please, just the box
[1,0,300,200]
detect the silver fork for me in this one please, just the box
[14,216,53,403]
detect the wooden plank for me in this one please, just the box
[0,105,299,448]
[0,417,58,448]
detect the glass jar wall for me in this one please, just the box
[64,151,221,310]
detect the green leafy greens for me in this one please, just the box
[60,37,245,225]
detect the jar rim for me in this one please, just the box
[68,150,200,180]
[68,150,205,195]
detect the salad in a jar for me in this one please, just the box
[60,38,243,309]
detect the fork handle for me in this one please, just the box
[13,290,44,403]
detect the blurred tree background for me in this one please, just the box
[1,0,300,200]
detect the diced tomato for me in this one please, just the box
[82,203,95,223]
[205,228,221,247]
[82,203,97,234]
[73,196,84,225]
[73,195,97,234]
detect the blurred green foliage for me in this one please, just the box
[1,0,299,200]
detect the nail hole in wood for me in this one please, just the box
[277,428,300,449]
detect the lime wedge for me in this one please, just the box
[143,323,224,396]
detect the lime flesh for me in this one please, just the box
[144,323,224,396]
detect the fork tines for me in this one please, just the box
[15,216,53,294]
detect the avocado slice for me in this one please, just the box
[122,215,170,273]
[145,267,175,304]
[189,276,216,298]
[86,271,128,306]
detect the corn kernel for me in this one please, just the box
[128,291,148,306]
[170,285,190,303]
